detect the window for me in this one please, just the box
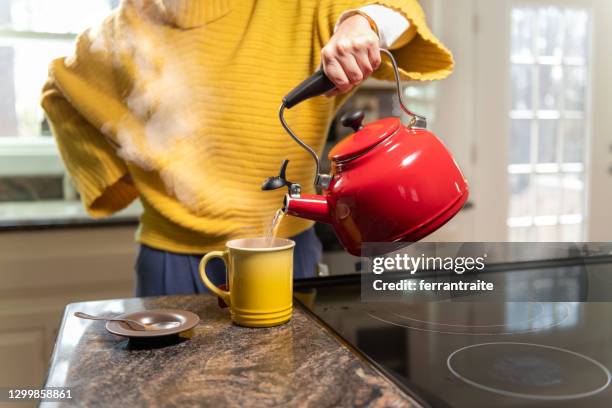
[507,7,590,241]
[0,0,118,139]
[0,0,140,223]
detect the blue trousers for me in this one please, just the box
[135,228,322,297]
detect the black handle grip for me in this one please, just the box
[282,70,336,109]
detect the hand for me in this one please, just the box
[321,14,381,96]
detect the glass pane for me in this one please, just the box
[562,120,584,163]
[2,0,115,33]
[508,5,591,242]
[511,8,535,59]
[561,223,583,241]
[0,46,18,136]
[510,120,531,164]
[561,173,584,215]
[539,65,562,110]
[0,38,74,137]
[564,66,586,111]
[511,64,533,110]
[536,224,558,241]
[564,9,589,61]
[535,174,561,216]
[537,120,557,163]
[509,226,536,242]
[509,173,533,218]
[537,8,563,58]
[0,2,9,25]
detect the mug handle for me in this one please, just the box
[199,250,231,306]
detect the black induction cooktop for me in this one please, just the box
[295,257,612,408]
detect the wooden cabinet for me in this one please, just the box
[0,226,136,392]
[0,330,45,387]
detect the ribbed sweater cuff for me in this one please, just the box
[42,91,138,217]
[367,0,454,81]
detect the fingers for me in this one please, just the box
[367,42,382,70]
[354,48,373,80]
[323,41,365,92]
[338,39,366,84]
[321,46,353,94]
[321,14,382,97]
[321,41,373,95]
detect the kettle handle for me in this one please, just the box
[281,49,425,126]
[283,70,335,109]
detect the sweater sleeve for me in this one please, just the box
[40,19,139,218]
[41,79,138,217]
[316,0,453,82]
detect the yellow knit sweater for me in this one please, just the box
[41,0,453,254]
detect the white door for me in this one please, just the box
[471,0,612,241]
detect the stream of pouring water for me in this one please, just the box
[265,209,285,247]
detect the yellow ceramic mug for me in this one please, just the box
[199,237,295,327]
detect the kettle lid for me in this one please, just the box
[329,117,400,162]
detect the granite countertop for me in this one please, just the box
[43,294,420,407]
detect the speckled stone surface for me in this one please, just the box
[43,295,419,407]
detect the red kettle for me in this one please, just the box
[262,50,468,256]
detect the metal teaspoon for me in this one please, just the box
[74,312,181,331]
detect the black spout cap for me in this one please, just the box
[261,176,287,191]
[282,70,336,109]
[262,159,290,191]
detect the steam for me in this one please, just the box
[87,24,107,54]
[80,1,218,215]
[63,1,283,237]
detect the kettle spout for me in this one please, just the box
[284,194,331,224]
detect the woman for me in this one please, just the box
[41,0,452,296]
